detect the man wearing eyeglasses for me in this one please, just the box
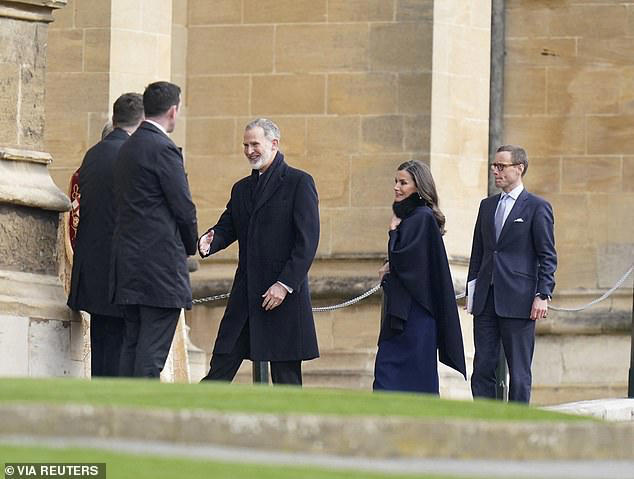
[467,144,557,403]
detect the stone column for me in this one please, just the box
[429,0,491,259]
[0,0,87,377]
[428,0,492,394]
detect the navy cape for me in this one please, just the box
[382,206,467,379]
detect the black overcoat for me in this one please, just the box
[67,128,129,316]
[382,205,467,378]
[110,121,198,309]
[203,152,320,361]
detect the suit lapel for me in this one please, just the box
[253,152,286,214]
[498,188,528,243]
[487,194,501,245]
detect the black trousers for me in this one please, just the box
[90,314,125,377]
[201,320,302,386]
[471,286,536,403]
[119,305,180,378]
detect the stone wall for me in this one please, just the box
[171,0,188,148]
[45,0,111,189]
[45,0,174,187]
[505,0,634,402]
[186,0,434,260]
[505,0,634,293]
[0,14,47,151]
[0,0,83,378]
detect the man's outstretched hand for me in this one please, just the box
[198,230,214,257]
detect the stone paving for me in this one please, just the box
[2,436,634,479]
[544,398,634,422]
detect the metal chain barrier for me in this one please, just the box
[191,263,633,313]
[192,293,230,305]
[311,284,381,312]
[548,264,633,312]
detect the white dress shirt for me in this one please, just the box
[144,119,167,136]
[498,183,524,227]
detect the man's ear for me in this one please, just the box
[271,138,279,149]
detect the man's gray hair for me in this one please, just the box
[245,118,281,142]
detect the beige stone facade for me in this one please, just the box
[504,0,634,401]
[35,0,634,402]
[0,0,84,377]
[45,0,176,189]
[184,0,439,261]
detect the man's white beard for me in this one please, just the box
[248,150,272,171]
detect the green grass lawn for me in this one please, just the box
[0,378,583,422]
[0,444,474,479]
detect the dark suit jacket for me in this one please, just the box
[110,121,198,309]
[467,188,557,318]
[68,128,129,317]
[201,152,320,361]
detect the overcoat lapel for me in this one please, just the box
[252,152,286,214]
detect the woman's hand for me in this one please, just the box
[389,215,402,231]
[379,261,390,281]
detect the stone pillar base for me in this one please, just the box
[0,269,88,377]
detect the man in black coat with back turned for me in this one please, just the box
[111,81,198,378]
[67,92,144,377]
[198,118,320,385]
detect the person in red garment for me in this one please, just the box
[67,95,144,377]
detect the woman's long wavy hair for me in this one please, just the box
[397,160,446,235]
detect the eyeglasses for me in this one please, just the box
[491,162,520,172]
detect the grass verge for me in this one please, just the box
[0,378,583,422]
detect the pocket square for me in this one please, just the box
[513,218,524,223]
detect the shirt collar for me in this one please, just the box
[145,119,167,136]
[504,183,524,201]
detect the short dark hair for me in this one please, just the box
[496,144,528,176]
[112,93,144,128]
[143,81,181,117]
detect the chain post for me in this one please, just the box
[627,282,634,398]
[253,361,269,384]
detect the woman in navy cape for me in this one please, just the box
[374,160,466,394]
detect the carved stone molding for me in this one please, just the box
[0,147,70,212]
[0,0,66,23]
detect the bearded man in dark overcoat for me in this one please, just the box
[199,118,320,385]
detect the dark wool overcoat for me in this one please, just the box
[110,121,198,309]
[203,152,320,361]
[68,128,129,317]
